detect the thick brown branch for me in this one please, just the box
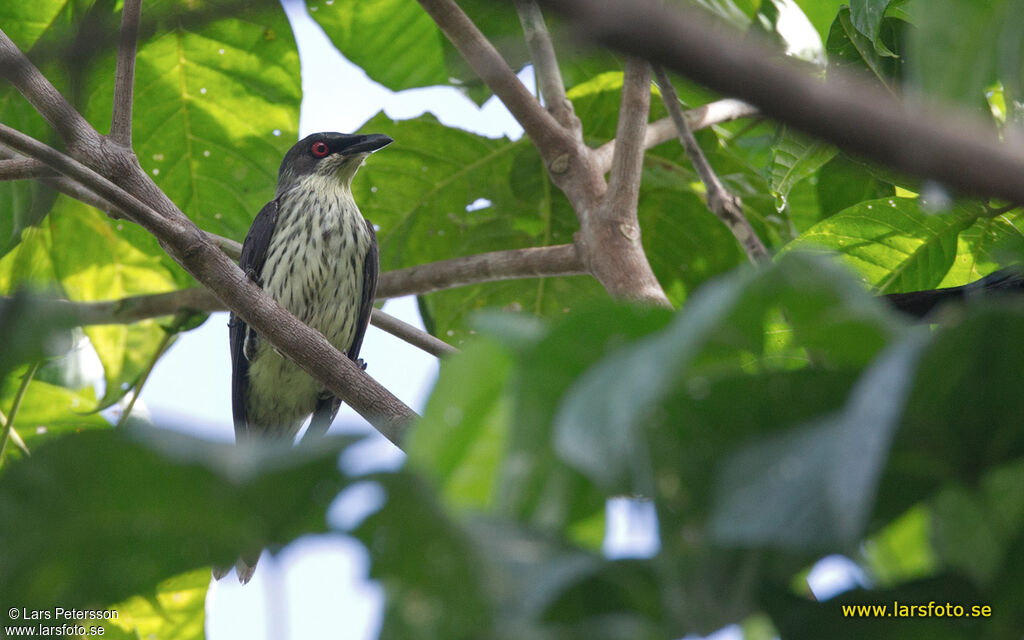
[540,0,1024,205]
[594,98,758,174]
[375,244,585,299]
[110,0,143,147]
[582,59,670,307]
[0,29,98,149]
[415,0,572,162]
[513,0,579,133]
[654,66,767,263]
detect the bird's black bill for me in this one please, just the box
[343,133,393,155]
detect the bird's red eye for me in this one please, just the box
[311,141,330,157]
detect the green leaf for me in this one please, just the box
[938,209,1024,287]
[408,336,513,510]
[780,198,978,292]
[0,0,71,50]
[770,128,838,211]
[97,568,209,640]
[311,0,618,104]
[816,154,894,220]
[47,197,181,408]
[80,2,301,247]
[791,0,847,41]
[497,302,673,532]
[825,6,902,86]
[0,429,356,607]
[1,380,107,461]
[709,329,931,549]
[554,254,904,495]
[307,0,448,93]
[849,0,897,56]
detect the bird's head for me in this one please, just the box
[276,131,392,195]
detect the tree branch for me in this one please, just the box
[415,0,572,162]
[0,29,98,149]
[653,66,768,264]
[580,59,670,307]
[0,157,56,180]
[375,244,585,298]
[594,98,758,174]
[513,0,579,132]
[0,289,457,360]
[539,0,1024,205]
[110,0,142,147]
[370,308,457,358]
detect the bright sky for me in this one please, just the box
[136,1,851,637]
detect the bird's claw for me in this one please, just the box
[355,358,368,370]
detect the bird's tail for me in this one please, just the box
[212,549,261,584]
[883,267,1024,318]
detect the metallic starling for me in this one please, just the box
[229,131,392,441]
[220,132,390,583]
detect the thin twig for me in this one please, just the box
[116,320,176,428]
[370,308,457,358]
[594,98,758,174]
[0,361,40,465]
[110,0,143,147]
[0,29,98,149]
[375,244,585,298]
[539,0,1024,205]
[0,408,30,457]
[513,0,578,132]
[653,65,768,263]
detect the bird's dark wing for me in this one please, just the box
[884,266,1024,318]
[230,199,279,438]
[304,219,379,442]
[348,217,380,360]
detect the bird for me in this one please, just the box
[883,266,1024,318]
[221,131,392,583]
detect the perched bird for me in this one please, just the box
[229,131,392,444]
[221,131,391,583]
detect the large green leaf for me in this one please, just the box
[554,253,904,495]
[407,336,514,510]
[0,429,356,608]
[311,0,618,104]
[780,198,978,292]
[47,197,180,408]
[709,329,931,549]
[0,0,71,50]
[77,0,300,250]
